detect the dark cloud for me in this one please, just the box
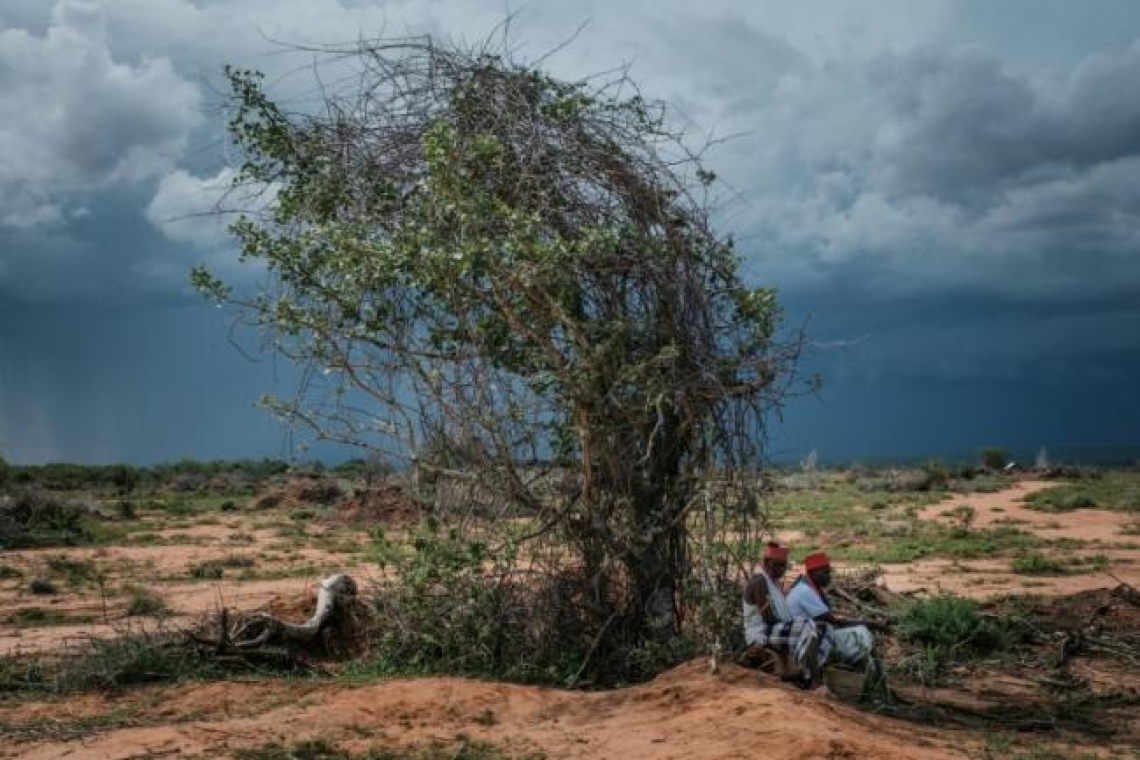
[2,1,1138,463]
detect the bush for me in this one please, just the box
[895,594,1021,670]
[0,488,92,548]
[363,523,691,687]
[979,448,1010,470]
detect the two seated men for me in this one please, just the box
[742,543,880,688]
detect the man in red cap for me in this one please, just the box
[787,551,881,666]
[742,542,831,688]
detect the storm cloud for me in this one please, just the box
[1,0,1138,463]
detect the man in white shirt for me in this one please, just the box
[787,551,880,666]
[742,542,832,688]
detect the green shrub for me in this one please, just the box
[895,594,1021,669]
[0,488,92,548]
[1011,553,1068,575]
[360,523,688,687]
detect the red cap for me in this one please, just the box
[763,543,789,561]
[804,552,831,572]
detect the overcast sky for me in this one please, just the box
[2,0,1139,465]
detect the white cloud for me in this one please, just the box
[0,0,202,228]
[146,168,239,248]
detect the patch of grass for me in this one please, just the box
[1075,553,1110,571]
[1026,470,1140,513]
[840,524,1043,564]
[1011,552,1068,575]
[188,560,224,579]
[234,737,543,760]
[124,586,171,617]
[6,607,74,626]
[46,627,222,693]
[45,556,99,587]
[189,555,255,579]
[0,564,23,579]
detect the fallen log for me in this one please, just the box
[231,573,359,649]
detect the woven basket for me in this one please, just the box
[823,665,866,701]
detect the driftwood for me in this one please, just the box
[191,574,360,660]
[231,574,359,648]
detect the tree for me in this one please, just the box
[199,36,802,679]
[979,447,1009,471]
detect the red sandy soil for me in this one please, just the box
[0,661,969,760]
[879,480,1140,598]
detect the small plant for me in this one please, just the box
[1011,552,1068,576]
[124,586,171,617]
[189,561,224,580]
[0,564,22,580]
[946,505,976,537]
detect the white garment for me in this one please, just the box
[831,625,874,663]
[764,572,793,621]
[786,576,874,664]
[742,572,791,646]
[787,578,829,619]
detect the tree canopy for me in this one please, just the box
[199,35,804,681]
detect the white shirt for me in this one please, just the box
[787,576,829,620]
[742,571,792,645]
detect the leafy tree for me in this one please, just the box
[199,36,802,679]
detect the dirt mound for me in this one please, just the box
[250,476,344,511]
[2,660,967,760]
[333,484,422,526]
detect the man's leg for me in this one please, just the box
[831,625,873,665]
